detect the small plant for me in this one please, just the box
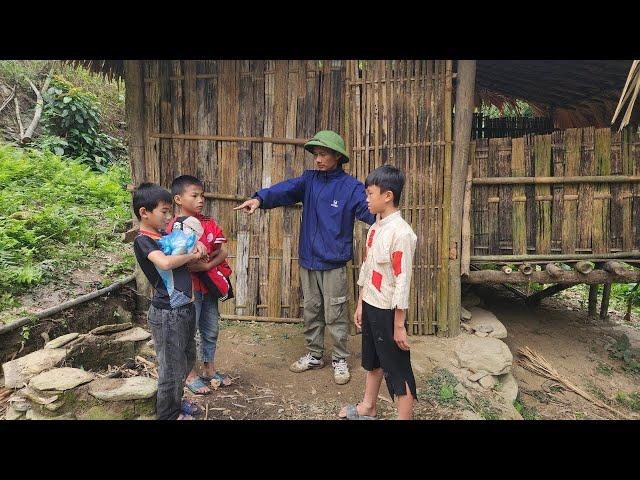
[41,75,125,171]
[615,391,640,412]
[608,334,640,374]
[423,368,461,407]
[596,361,614,376]
[513,398,539,420]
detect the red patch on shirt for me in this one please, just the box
[372,270,383,292]
[367,229,376,247]
[392,251,403,276]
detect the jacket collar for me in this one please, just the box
[315,165,346,180]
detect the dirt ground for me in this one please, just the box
[183,286,640,421]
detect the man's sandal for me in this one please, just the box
[340,404,376,420]
[202,372,233,387]
[181,400,203,416]
[186,377,211,395]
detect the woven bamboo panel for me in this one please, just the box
[346,60,453,336]
[141,60,345,319]
[470,126,640,258]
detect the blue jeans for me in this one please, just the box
[194,291,220,364]
[147,303,196,420]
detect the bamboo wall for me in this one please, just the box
[470,127,640,259]
[346,60,453,335]
[139,60,346,319]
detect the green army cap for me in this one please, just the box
[304,130,349,163]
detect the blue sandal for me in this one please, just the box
[201,372,233,387]
[181,400,202,416]
[186,377,211,395]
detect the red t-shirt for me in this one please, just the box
[167,213,227,293]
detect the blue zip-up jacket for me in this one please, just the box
[254,166,376,271]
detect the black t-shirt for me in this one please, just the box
[133,233,193,309]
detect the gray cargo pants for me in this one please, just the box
[300,266,350,362]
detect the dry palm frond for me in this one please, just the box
[612,60,640,130]
[517,346,623,418]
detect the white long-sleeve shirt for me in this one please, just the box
[357,210,417,310]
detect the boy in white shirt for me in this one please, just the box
[338,165,418,420]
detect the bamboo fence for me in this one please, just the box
[346,60,453,335]
[469,127,640,261]
[132,60,453,335]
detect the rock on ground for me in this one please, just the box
[495,372,518,404]
[468,370,490,382]
[460,410,483,420]
[2,348,68,389]
[29,367,94,391]
[455,335,513,376]
[90,323,133,335]
[111,327,151,343]
[88,376,157,401]
[44,333,80,349]
[479,375,498,389]
[468,308,508,339]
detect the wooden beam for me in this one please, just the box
[124,60,147,185]
[588,284,599,318]
[464,269,640,285]
[148,132,307,146]
[471,251,640,262]
[600,283,612,320]
[447,60,476,338]
[472,175,640,185]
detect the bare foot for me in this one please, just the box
[338,403,377,419]
[186,373,210,394]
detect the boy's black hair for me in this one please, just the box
[171,175,204,196]
[133,183,173,220]
[364,164,405,207]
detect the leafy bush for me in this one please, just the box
[0,145,130,305]
[41,75,125,171]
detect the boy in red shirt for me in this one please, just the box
[169,175,233,395]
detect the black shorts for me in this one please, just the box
[361,301,417,400]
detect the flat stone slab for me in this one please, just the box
[468,308,508,339]
[460,410,483,420]
[455,335,513,376]
[468,370,490,382]
[88,376,157,401]
[90,323,133,335]
[29,367,94,391]
[111,327,151,343]
[44,333,80,349]
[2,348,68,389]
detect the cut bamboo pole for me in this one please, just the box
[148,132,307,145]
[574,261,595,274]
[518,263,534,275]
[471,251,640,262]
[545,263,563,277]
[472,175,640,185]
[501,265,513,274]
[464,269,640,285]
[220,314,303,324]
[602,260,626,275]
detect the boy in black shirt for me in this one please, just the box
[133,183,206,420]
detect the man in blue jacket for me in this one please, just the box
[235,130,375,384]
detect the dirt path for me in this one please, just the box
[474,285,640,420]
[183,287,640,420]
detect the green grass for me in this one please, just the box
[514,398,539,420]
[421,368,463,407]
[615,391,640,412]
[0,144,131,316]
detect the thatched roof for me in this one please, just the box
[67,59,637,129]
[611,60,640,130]
[476,60,637,128]
[64,60,124,82]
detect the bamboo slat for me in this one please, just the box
[511,138,526,255]
[592,128,611,254]
[535,134,552,254]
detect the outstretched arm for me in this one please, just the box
[353,182,376,225]
[235,174,306,213]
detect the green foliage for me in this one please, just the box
[608,334,640,373]
[0,145,130,306]
[481,99,535,119]
[615,391,640,412]
[514,398,539,420]
[0,60,51,89]
[423,368,461,406]
[40,75,125,171]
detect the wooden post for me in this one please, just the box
[600,283,612,320]
[447,60,476,337]
[588,284,599,318]
[124,60,152,312]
